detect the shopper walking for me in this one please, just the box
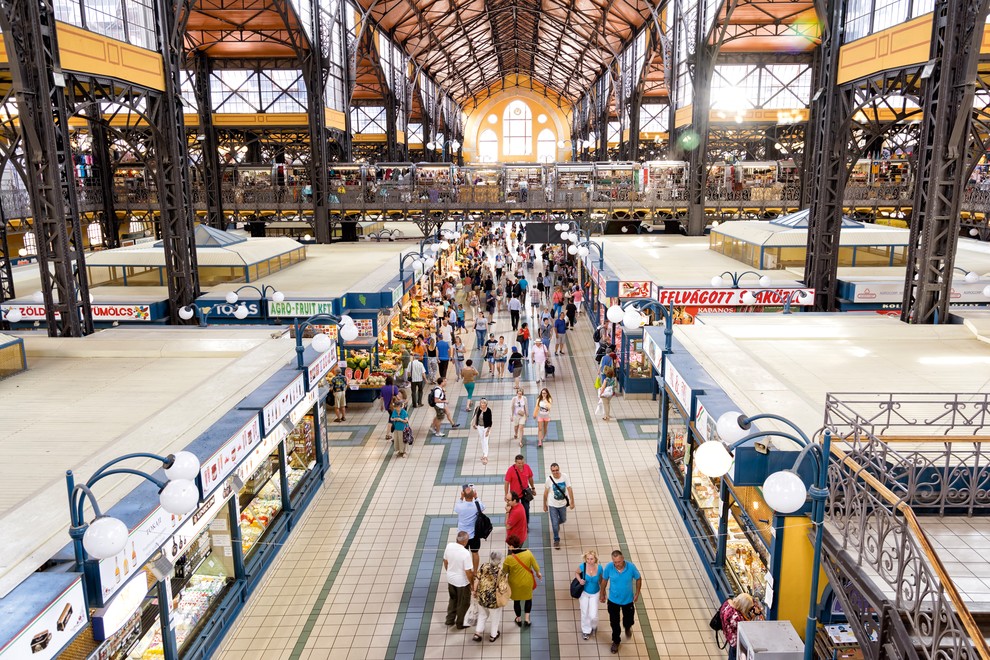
[390,399,410,458]
[575,550,601,639]
[517,322,531,358]
[530,340,548,384]
[437,334,451,379]
[474,314,489,351]
[553,313,568,356]
[504,454,536,523]
[443,531,475,629]
[454,484,486,573]
[494,336,509,378]
[426,334,439,383]
[430,377,459,437]
[509,388,528,447]
[508,345,524,389]
[534,388,553,447]
[598,367,618,421]
[471,399,493,465]
[508,293,521,330]
[543,462,574,549]
[503,535,541,627]
[330,368,348,422]
[381,376,400,441]
[462,359,479,411]
[539,317,553,352]
[472,551,506,643]
[504,492,527,546]
[409,358,426,408]
[452,336,465,381]
[566,299,578,329]
[599,550,643,654]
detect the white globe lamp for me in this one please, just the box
[83,516,129,560]
[560,231,570,241]
[311,332,334,353]
[31,291,44,303]
[440,241,450,250]
[5,309,21,323]
[568,233,578,243]
[159,480,200,515]
[430,243,440,253]
[716,411,750,444]
[425,257,436,269]
[339,322,359,342]
[164,451,201,481]
[693,441,733,478]
[271,291,285,303]
[971,228,980,237]
[758,275,772,287]
[741,291,757,305]
[234,304,249,320]
[578,246,590,258]
[567,244,578,255]
[606,304,625,324]
[225,291,238,304]
[622,309,642,330]
[340,315,353,326]
[762,471,808,514]
[711,275,726,287]
[984,285,990,298]
[178,306,195,320]
[964,271,979,284]
[303,234,312,242]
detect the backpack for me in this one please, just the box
[427,387,437,407]
[593,326,603,344]
[474,501,493,540]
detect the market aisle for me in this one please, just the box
[215,256,723,660]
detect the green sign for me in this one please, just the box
[268,300,336,317]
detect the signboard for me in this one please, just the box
[162,488,230,565]
[205,301,263,319]
[0,579,86,660]
[845,280,990,304]
[695,402,715,443]
[97,507,175,604]
[267,300,335,318]
[664,360,692,412]
[643,331,663,371]
[200,415,261,496]
[306,342,338,390]
[654,288,816,307]
[618,281,651,298]
[261,373,306,436]
[92,572,147,641]
[1,303,153,322]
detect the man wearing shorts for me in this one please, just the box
[454,484,486,573]
[430,377,460,437]
[330,369,348,422]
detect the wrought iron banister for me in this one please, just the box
[827,443,990,660]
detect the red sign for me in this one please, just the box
[655,288,815,307]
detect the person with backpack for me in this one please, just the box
[717,593,762,659]
[429,377,459,437]
[574,549,601,640]
[471,399,493,465]
[508,346,524,389]
[454,484,488,573]
[472,551,508,643]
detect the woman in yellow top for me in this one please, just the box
[502,534,542,627]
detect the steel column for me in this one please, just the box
[901,0,990,324]
[150,0,201,318]
[303,5,332,244]
[803,0,849,312]
[684,53,713,236]
[193,52,225,231]
[0,0,93,336]
[87,109,120,249]
[627,88,642,161]
[0,211,12,302]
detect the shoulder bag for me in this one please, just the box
[549,475,570,507]
[570,564,585,599]
[515,466,535,502]
[512,552,537,589]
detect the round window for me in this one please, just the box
[537,114,547,124]
[487,114,497,124]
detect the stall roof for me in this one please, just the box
[712,220,910,248]
[601,235,801,287]
[671,314,990,440]
[203,242,408,299]
[0,327,296,598]
[86,236,303,267]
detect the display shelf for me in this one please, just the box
[239,470,284,557]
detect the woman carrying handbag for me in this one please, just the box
[502,535,541,627]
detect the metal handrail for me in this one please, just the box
[829,443,990,660]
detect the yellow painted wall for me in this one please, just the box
[55,23,165,90]
[462,88,572,163]
[777,516,828,641]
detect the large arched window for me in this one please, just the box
[478,128,499,162]
[536,129,556,163]
[503,100,532,156]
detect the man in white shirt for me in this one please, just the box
[409,359,427,408]
[543,462,575,549]
[530,340,549,383]
[508,295,522,330]
[443,531,475,629]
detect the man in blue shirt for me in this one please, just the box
[436,336,451,379]
[453,484,485,573]
[599,550,643,653]
[553,313,568,356]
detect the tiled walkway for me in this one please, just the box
[216,265,724,660]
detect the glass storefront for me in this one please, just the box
[664,392,689,481]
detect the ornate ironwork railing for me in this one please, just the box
[825,393,990,515]
[826,445,990,660]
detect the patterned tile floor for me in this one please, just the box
[215,266,724,660]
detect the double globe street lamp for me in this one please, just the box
[294,313,359,369]
[178,284,285,322]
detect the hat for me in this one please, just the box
[512,346,518,351]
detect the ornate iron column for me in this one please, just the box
[0,212,12,302]
[0,0,93,335]
[385,90,400,161]
[87,108,120,249]
[193,52,225,231]
[803,0,849,312]
[150,0,201,317]
[901,0,990,324]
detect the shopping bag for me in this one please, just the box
[465,598,480,626]
[594,376,602,389]
[594,398,604,417]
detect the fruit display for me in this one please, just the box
[345,350,373,371]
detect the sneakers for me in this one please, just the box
[582,633,590,640]
[610,642,619,654]
[553,540,560,549]
[435,431,446,437]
